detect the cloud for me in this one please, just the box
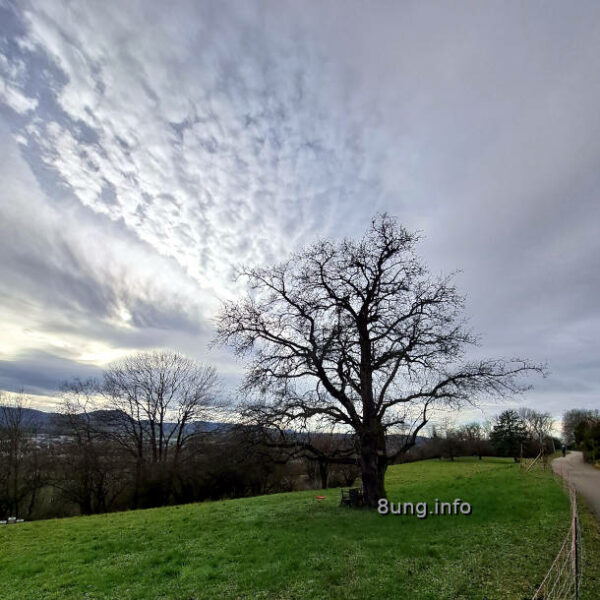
[0,1,599,419]
[0,0,392,399]
[0,117,218,391]
[0,350,102,396]
[5,1,389,287]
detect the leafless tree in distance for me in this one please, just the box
[518,407,555,452]
[0,392,46,519]
[103,351,218,465]
[55,380,125,514]
[62,351,218,507]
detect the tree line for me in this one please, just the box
[0,377,570,523]
[562,408,600,464]
[0,353,359,521]
[406,408,559,463]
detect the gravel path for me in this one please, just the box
[552,451,600,520]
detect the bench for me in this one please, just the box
[340,487,364,508]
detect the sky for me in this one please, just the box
[0,1,599,423]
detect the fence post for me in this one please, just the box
[571,487,579,600]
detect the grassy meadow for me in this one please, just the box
[1,457,599,599]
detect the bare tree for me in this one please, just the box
[518,407,554,452]
[216,215,543,507]
[457,423,490,459]
[103,351,218,462]
[0,393,45,519]
[437,417,461,461]
[102,351,218,505]
[58,352,218,508]
[562,408,599,446]
[53,380,124,515]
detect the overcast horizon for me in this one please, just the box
[1,1,599,424]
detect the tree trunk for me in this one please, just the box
[27,486,38,519]
[318,460,329,489]
[133,459,143,509]
[359,430,387,508]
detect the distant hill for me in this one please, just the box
[0,405,428,445]
[0,406,59,430]
[0,405,229,435]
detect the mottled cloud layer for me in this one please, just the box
[0,1,599,419]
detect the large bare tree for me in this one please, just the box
[216,215,543,507]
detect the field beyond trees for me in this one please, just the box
[1,458,599,600]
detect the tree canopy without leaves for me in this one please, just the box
[102,351,218,465]
[61,351,218,508]
[216,215,543,507]
[0,393,45,519]
[562,408,600,446]
[518,407,554,449]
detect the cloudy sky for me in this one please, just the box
[0,1,598,421]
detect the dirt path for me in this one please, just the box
[552,451,600,520]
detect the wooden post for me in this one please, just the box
[540,433,546,470]
[519,442,523,468]
[574,515,579,600]
[571,488,579,600]
[526,451,542,472]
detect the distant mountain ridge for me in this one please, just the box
[0,406,429,446]
[0,406,227,435]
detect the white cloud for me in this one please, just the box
[0,119,217,368]
[0,52,37,113]
[12,1,389,294]
[0,79,36,113]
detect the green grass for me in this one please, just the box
[1,457,599,599]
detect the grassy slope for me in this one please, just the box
[1,458,599,600]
